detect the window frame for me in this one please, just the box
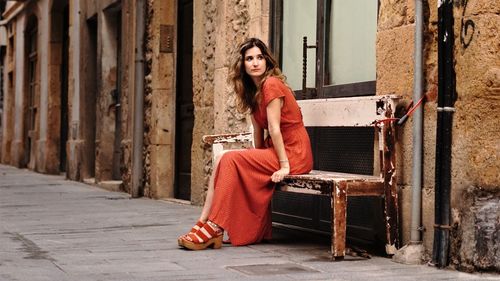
[270,0,379,99]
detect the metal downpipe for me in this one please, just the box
[432,0,455,268]
[410,0,424,244]
[131,0,145,198]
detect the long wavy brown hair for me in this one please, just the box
[230,38,286,113]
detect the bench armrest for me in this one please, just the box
[202,132,253,163]
[202,132,253,145]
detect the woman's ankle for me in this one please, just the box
[207,220,222,232]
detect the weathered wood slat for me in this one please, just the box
[285,170,381,182]
[298,95,400,127]
[202,132,252,145]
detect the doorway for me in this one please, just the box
[24,16,38,169]
[95,5,123,182]
[59,3,69,172]
[175,0,194,200]
[85,16,98,179]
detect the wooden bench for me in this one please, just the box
[203,95,400,260]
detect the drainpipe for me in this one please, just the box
[131,0,145,198]
[393,2,426,265]
[432,0,455,268]
[410,0,424,244]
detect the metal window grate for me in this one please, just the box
[308,127,374,175]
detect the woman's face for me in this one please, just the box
[244,46,267,85]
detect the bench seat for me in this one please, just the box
[281,170,385,195]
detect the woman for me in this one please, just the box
[178,38,313,250]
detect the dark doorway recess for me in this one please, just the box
[175,0,194,200]
[85,16,98,178]
[60,3,69,172]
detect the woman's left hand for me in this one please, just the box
[271,167,290,183]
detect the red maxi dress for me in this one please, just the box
[208,77,313,246]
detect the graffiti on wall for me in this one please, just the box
[454,0,475,49]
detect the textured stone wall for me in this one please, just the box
[143,0,176,199]
[378,0,499,271]
[377,0,438,256]
[449,0,500,272]
[212,0,251,133]
[190,0,217,205]
[143,0,153,196]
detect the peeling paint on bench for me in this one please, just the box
[202,132,252,145]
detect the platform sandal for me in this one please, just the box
[180,221,223,250]
[177,220,205,246]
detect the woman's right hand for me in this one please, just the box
[271,166,290,183]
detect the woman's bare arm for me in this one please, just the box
[266,98,290,182]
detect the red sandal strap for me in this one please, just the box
[185,221,221,244]
[190,220,204,233]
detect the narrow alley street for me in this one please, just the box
[0,164,497,281]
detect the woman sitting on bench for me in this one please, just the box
[178,37,313,250]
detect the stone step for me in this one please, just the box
[97,180,123,192]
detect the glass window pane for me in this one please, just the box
[325,0,377,86]
[282,0,317,91]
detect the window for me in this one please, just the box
[271,0,378,99]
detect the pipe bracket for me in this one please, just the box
[436,107,455,112]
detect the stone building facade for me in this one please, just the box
[0,0,497,272]
[0,0,147,194]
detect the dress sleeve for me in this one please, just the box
[261,77,286,108]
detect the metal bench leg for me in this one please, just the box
[331,181,347,260]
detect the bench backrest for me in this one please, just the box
[206,95,400,177]
[298,95,399,128]
[298,95,399,178]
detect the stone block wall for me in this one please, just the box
[377,0,437,254]
[143,0,176,199]
[377,0,499,271]
[449,0,500,272]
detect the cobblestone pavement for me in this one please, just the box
[0,164,498,281]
